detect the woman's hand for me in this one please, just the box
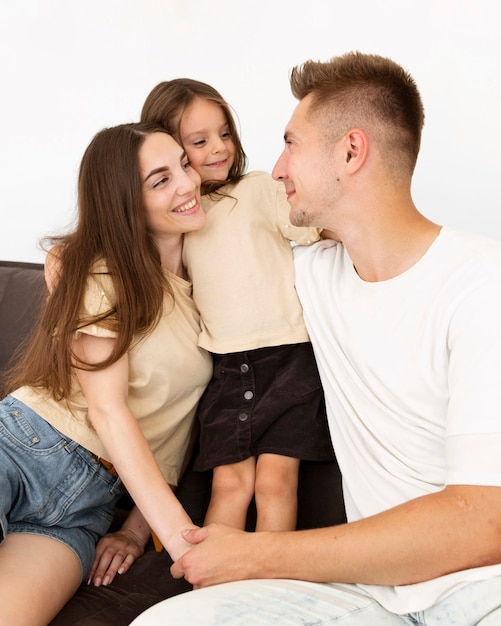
[88,527,146,587]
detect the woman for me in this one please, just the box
[0,123,212,626]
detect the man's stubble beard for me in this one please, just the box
[289,204,324,229]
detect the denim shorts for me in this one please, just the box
[0,395,124,580]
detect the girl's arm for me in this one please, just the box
[74,333,197,562]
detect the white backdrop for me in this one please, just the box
[1,0,499,263]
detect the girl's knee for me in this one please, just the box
[255,455,299,500]
[212,459,256,499]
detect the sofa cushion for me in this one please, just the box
[0,260,45,388]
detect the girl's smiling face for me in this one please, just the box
[178,97,236,184]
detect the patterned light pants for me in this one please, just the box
[131,576,501,625]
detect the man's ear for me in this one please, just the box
[343,128,368,173]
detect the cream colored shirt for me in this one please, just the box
[13,266,212,486]
[183,171,319,353]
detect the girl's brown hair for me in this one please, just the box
[141,78,248,195]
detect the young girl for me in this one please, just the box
[0,123,212,625]
[141,79,334,532]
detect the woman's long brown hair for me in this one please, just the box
[3,123,173,400]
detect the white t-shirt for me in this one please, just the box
[294,227,501,613]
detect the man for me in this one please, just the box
[162,52,501,624]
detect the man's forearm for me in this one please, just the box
[257,485,501,586]
[174,484,501,588]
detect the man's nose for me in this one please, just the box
[272,153,286,180]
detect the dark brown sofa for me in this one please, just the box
[0,259,346,626]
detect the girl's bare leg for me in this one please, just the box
[254,453,300,531]
[204,457,256,529]
[0,533,82,626]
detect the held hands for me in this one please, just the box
[170,523,255,588]
[88,523,256,588]
[164,522,201,563]
[88,527,146,587]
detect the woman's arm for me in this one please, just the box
[44,246,63,293]
[74,333,197,562]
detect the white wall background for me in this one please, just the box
[1,0,499,263]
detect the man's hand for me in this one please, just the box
[170,524,259,588]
